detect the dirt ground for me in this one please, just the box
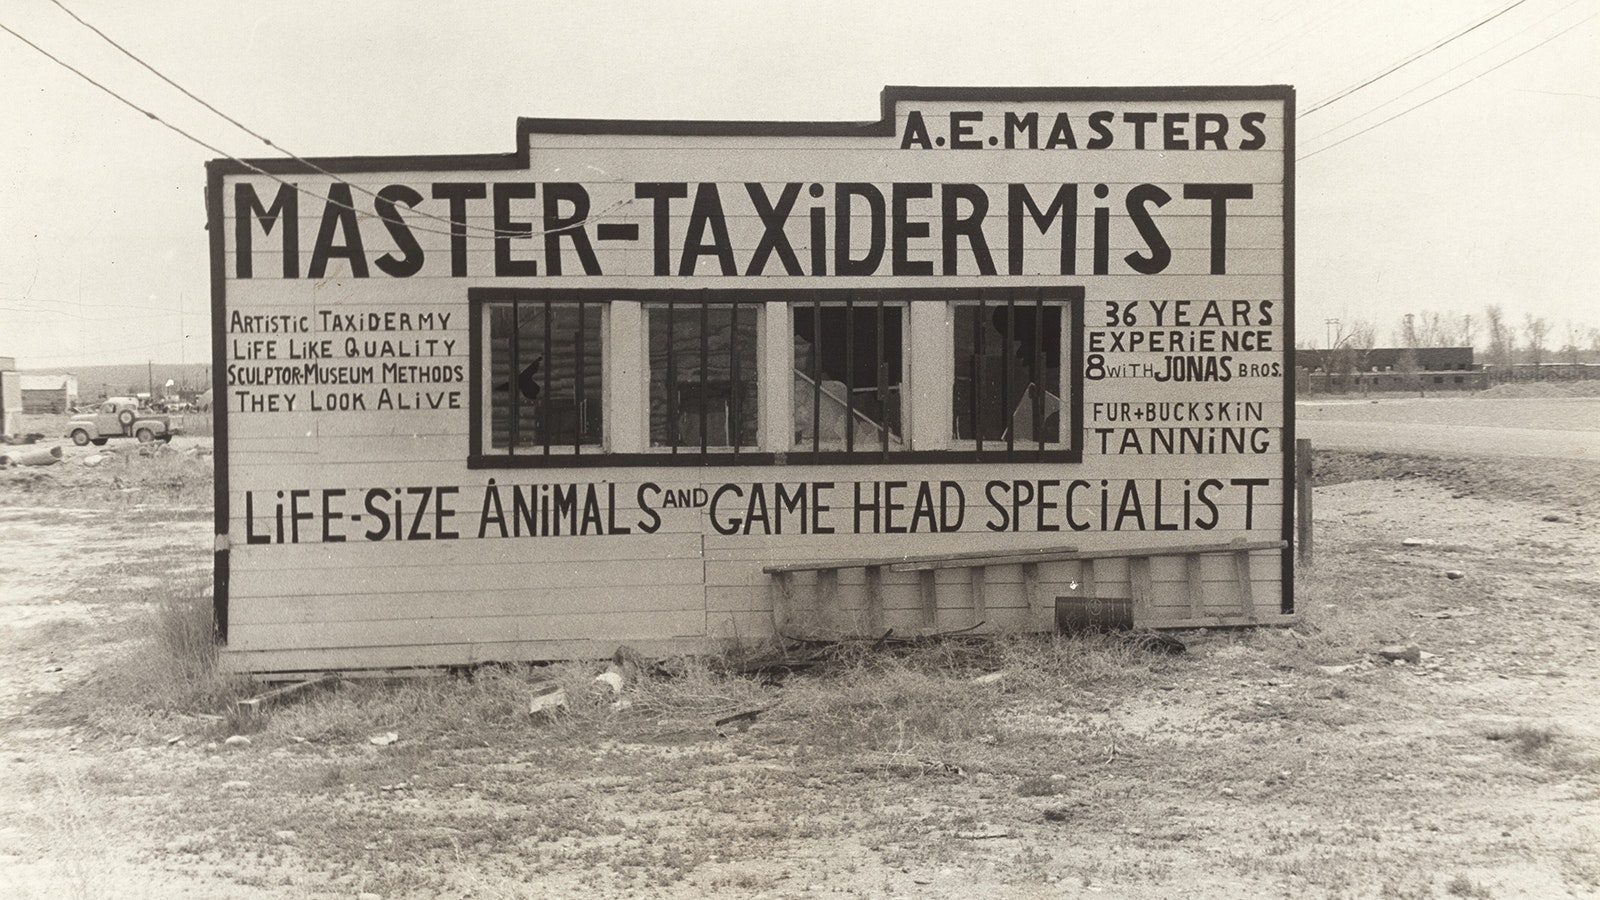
[1,400,1598,898]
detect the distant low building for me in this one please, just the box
[1299,347,1485,393]
[0,357,21,438]
[20,373,79,413]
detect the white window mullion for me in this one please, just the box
[608,300,645,454]
[909,301,950,451]
[762,299,791,452]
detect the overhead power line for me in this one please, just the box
[1299,0,1587,148]
[1,12,631,241]
[1299,9,1599,161]
[1302,0,1536,115]
[1300,0,1587,148]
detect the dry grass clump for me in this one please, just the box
[246,630,1181,758]
[58,577,251,740]
[1484,725,1600,775]
[127,589,248,709]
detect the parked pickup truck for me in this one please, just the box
[67,397,182,445]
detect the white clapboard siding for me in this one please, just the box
[215,90,1291,673]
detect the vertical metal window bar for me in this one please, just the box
[974,294,986,453]
[699,297,710,454]
[508,302,520,455]
[542,301,553,457]
[574,299,586,455]
[1004,293,1016,459]
[844,294,855,453]
[1033,291,1046,453]
[876,296,888,458]
[729,301,741,459]
[810,296,822,455]
[666,299,678,454]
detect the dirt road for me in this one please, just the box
[1298,397,1600,462]
[2,420,1598,898]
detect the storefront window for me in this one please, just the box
[953,296,1064,451]
[646,300,759,452]
[487,300,604,453]
[792,299,904,454]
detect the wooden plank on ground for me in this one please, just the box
[1128,556,1154,628]
[1231,544,1256,619]
[818,568,840,627]
[1022,563,1043,630]
[236,674,336,720]
[970,566,988,627]
[770,571,795,631]
[865,565,884,633]
[1079,558,1097,600]
[762,544,1079,575]
[888,540,1287,572]
[1186,554,1205,618]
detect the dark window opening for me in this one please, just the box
[953,296,1064,452]
[792,299,904,454]
[488,300,603,454]
[648,301,759,452]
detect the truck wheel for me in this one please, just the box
[71,429,91,446]
[135,427,155,443]
[118,409,136,427]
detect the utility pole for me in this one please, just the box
[147,360,154,402]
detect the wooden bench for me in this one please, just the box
[763,539,1288,634]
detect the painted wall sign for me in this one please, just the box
[208,86,1295,674]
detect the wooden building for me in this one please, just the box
[208,86,1297,675]
[19,373,78,414]
[0,357,21,439]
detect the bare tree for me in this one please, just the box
[1485,305,1515,382]
[1394,309,1475,348]
[1342,319,1377,395]
[1523,314,1550,373]
[1305,319,1376,395]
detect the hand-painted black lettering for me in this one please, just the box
[1004,112,1038,149]
[373,185,425,278]
[745,183,804,276]
[542,183,602,276]
[680,183,737,276]
[949,111,983,149]
[941,184,996,276]
[1086,111,1115,150]
[900,110,933,149]
[492,182,539,277]
[234,183,299,279]
[431,182,487,277]
[891,183,934,276]
[1007,184,1077,276]
[1162,113,1189,150]
[1239,112,1268,150]
[1122,112,1158,149]
[834,184,886,276]
[635,182,689,276]
[1183,183,1253,274]
[1123,184,1172,275]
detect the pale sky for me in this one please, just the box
[3,0,1597,367]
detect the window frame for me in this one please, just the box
[950,290,1075,460]
[789,295,909,460]
[474,290,607,461]
[643,296,763,458]
[469,286,1084,469]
